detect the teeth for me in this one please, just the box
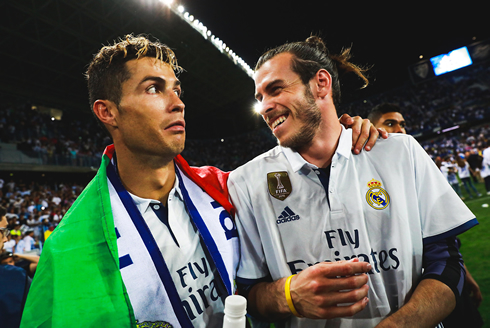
[271,116,286,129]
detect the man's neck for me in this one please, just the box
[114,146,177,205]
[298,121,342,169]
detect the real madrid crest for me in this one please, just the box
[366,179,390,210]
[267,171,292,201]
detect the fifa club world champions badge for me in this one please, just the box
[267,172,292,201]
[366,179,390,210]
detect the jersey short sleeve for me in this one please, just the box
[408,137,477,243]
[227,173,270,283]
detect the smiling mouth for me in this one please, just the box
[271,115,288,130]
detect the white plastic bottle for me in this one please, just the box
[222,294,247,328]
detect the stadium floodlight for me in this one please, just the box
[163,1,254,78]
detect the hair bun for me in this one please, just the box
[305,36,328,55]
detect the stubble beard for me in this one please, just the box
[277,86,322,151]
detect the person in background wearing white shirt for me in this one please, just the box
[480,141,490,194]
[21,230,36,254]
[456,155,482,199]
[51,192,62,206]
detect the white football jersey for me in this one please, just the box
[228,127,477,328]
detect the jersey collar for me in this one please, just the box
[126,174,183,213]
[280,125,353,173]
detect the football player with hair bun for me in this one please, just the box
[228,35,477,328]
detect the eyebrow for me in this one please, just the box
[139,76,181,88]
[255,79,283,100]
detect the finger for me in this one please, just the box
[325,296,369,319]
[378,127,388,139]
[339,113,354,126]
[349,118,363,153]
[352,119,371,154]
[328,283,369,305]
[310,295,369,319]
[363,124,380,151]
[318,260,372,278]
[327,274,369,292]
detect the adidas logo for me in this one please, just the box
[276,206,301,224]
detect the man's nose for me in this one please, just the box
[257,99,275,117]
[171,94,185,113]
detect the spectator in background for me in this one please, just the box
[0,251,39,278]
[2,233,17,253]
[51,192,61,206]
[466,148,483,183]
[21,230,36,254]
[481,141,490,194]
[368,103,406,134]
[456,155,482,199]
[14,233,26,255]
[443,157,464,199]
[0,205,31,328]
[9,221,21,238]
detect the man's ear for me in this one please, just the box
[314,69,332,99]
[93,100,117,128]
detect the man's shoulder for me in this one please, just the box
[364,133,416,154]
[382,132,415,143]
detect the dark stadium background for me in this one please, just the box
[1,0,488,139]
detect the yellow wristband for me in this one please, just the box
[285,274,304,318]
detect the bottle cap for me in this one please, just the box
[224,295,247,317]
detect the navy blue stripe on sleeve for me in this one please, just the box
[422,236,465,302]
[423,218,478,245]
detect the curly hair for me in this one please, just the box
[86,34,182,109]
[255,35,369,108]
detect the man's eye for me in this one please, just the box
[271,86,282,94]
[386,122,393,127]
[147,85,157,94]
[174,89,181,97]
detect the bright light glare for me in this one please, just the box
[253,102,262,114]
[162,0,174,6]
[177,5,184,12]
